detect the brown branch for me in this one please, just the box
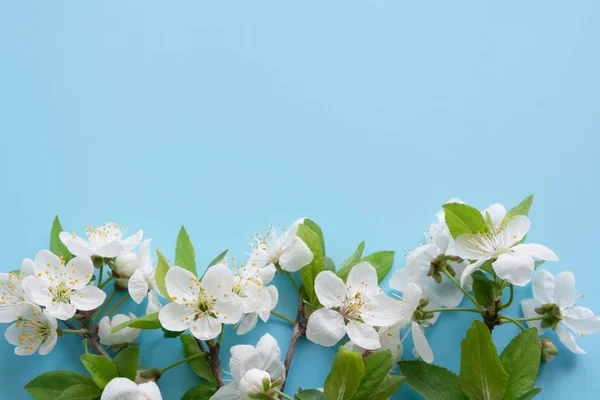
[281,286,307,392]
[207,341,225,387]
[76,312,112,360]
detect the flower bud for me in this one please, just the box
[115,252,139,278]
[98,313,141,345]
[432,271,443,284]
[540,337,559,363]
[136,368,161,383]
[419,297,430,308]
[412,310,424,321]
[239,369,271,397]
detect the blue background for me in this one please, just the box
[1,1,599,399]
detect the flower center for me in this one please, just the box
[49,283,73,303]
[84,223,125,247]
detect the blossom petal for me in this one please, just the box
[95,241,126,258]
[455,235,487,260]
[512,243,558,262]
[362,293,405,327]
[213,296,243,324]
[306,308,346,347]
[65,257,94,290]
[499,216,531,247]
[146,291,162,315]
[70,286,107,311]
[345,321,380,350]
[406,244,439,272]
[279,237,313,272]
[314,271,345,308]
[191,314,222,341]
[460,259,485,288]
[158,302,195,332]
[482,204,507,228]
[59,232,94,258]
[122,230,144,252]
[33,250,65,286]
[22,277,52,307]
[212,384,242,400]
[256,333,283,375]
[389,268,411,293]
[21,258,35,277]
[100,378,140,400]
[492,253,534,287]
[46,301,77,320]
[230,344,260,381]
[401,282,423,314]
[236,313,259,335]
[532,269,555,304]
[138,381,162,400]
[202,262,235,297]
[562,306,600,335]
[128,269,149,304]
[554,271,576,308]
[137,239,153,273]
[412,322,434,363]
[39,331,57,355]
[555,324,585,354]
[419,267,464,309]
[346,262,380,297]
[258,263,277,284]
[521,298,544,334]
[165,266,197,301]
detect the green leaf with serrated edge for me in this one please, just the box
[499,329,541,400]
[472,278,496,308]
[362,251,394,282]
[181,384,218,400]
[324,347,365,400]
[368,375,406,400]
[350,350,392,400]
[515,388,542,400]
[80,354,118,389]
[295,389,326,400]
[155,249,170,298]
[180,334,216,384]
[8,269,20,274]
[443,203,487,239]
[111,312,162,333]
[176,226,197,276]
[56,383,102,400]
[505,194,534,219]
[50,216,73,263]
[303,219,326,256]
[25,371,97,400]
[398,360,467,400]
[163,327,184,338]
[460,321,508,400]
[297,224,324,309]
[113,346,139,380]
[339,241,365,271]
[324,256,336,272]
[201,249,229,279]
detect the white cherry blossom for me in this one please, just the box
[400,283,434,363]
[22,250,106,320]
[128,240,162,315]
[306,262,406,350]
[4,303,58,356]
[98,313,141,345]
[158,261,242,341]
[522,270,600,354]
[101,378,162,400]
[0,259,34,322]
[344,323,404,363]
[60,222,143,259]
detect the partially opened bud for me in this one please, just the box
[238,369,271,398]
[540,337,559,363]
[115,252,139,278]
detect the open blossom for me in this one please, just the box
[4,303,58,356]
[59,222,143,258]
[128,240,162,315]
[98,313,141,345]
[455,212,558,287]
[247,219,313,273]
[22,250,106,320]
[344,323,404,363]
[306,262,406,350]
[522,270,600,354]
[400,283,434,363]
[213,333,285,400]
[101,377,162,400]
[158,261,242,340]
[0,259,34,322]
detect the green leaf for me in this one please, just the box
[207,249,228,268]
[472,278,497,308]
[111,312,162,333]
[499,329,541,400]
[25,371,97,400]
[163,327,184,338]
[362,251,395,282]
[516,388,542,400]
[459,321,508,400]
[56,384,102,400]
[80,354,118,389]
[351,350,392,400]
[534,260,545,270]
[443,203,487,239]
[181,384,218,400]
[303,219,326,256]
[297,224,325,309]
[339,241,365,271]
[324,256,336,272]
[176,226,197,276]
[295,389,326,400]
[155,249,171,298]
[324,347,365,400]
[398,360,467,400]
[113,346,139,380]
[505,195,534,219]
[368,375,406,400]
[180,334,216,384]
[50,216,73,263]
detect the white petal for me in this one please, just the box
[64,257,94,290]
[158,302,195,331]
[236,313,259,335]
[562,306,600,334]
[256,333,283,373]
[555,324,585,354]
[389,268,411,293]
[512,243,558,262]
[521,298,544,334]
[21,258,35,277]
[128,269,149,304]
[71,286,107,311]
[499,216,531,248]
[554,271,576,308]
[46,301,77,320]
[22,277,52,308]
[345,321,380,350]
[146,291,162,315]
[482,204,507,228]
[258,263,277,284]
[306,308,346,347]
[33,250,65,286]
[346,262,379,297]
[532,269,555,304]
[460,259,486,287]
[406,244,439,271]
[4,323,24,346]
[362,294,405,327]
[419,267,464,309]
[38,331,57,355]
[229,345,260,381]
[279,237,313,272]
[412,322,434,363]
[59,232,94,258]
[137,239,153,273]
[95,242,126,258]
[213,296,243,324]
[401,282,423,314]
[454,235,487,260]
[190,314,222,341]
[138,381,162,400]
[212,384,242,400]
[286,218,306,237]
[165,266,196,301]
[101,378,140,400]
[314,271,345,308]
[378,324,404,363]
[202,263,235,297]
[492,253,534,287]
[122,230,144,252]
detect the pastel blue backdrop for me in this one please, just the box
[1,2,598,399]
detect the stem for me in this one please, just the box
[102,293,130,318]
[94,290,117,319]
[512,316,545,322]
[62,329,87,334]
[499,314,526,331]
[159,353,206,374]
[499,285,514,310]
[77,312,112,359]
[217,330,223,344]
[284,271,301,297]
[425,307,483,314]
[273,389,294,400]
[99,275,114,290]
[441,267,483,310]
[271,310,295,325]
[97,264,104,288]
[207,341,225,387]
[281,286,306,392]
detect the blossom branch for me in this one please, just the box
[281,285,307,392]
[207,340,225,387]
[76,312,112,360]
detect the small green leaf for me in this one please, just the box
[472,278,497,308]
[362,251,395,282]
[56,384,102,400]
[500,329,541,400]
[297,224,324,310]
[50,216,73,263]
[176,226,197,276]
[163,327,184,338]
[339,241,365,271]
[207,249,228,268]
[505,195,534,219]
[534,260,545,270]
[25,371,97,400]
[80,354,118,389]
[303,219,326,256]
[180,334,216,384]
[443,203,487,239]
[351,350,392,400]
[181,384,218,400]
[111,312,162,333]
[324,256,336,272]
[155,249,170,298]
[398,360,467,400]
[295,389,326,400]
[516,388,542,400]
[324,347,365,400]
[368,375,406,400]
[113,347,140,380]
[459,321,508,400]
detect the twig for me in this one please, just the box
[207,341,225,387]
[281,286,306,392]
[77,312,112,360]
